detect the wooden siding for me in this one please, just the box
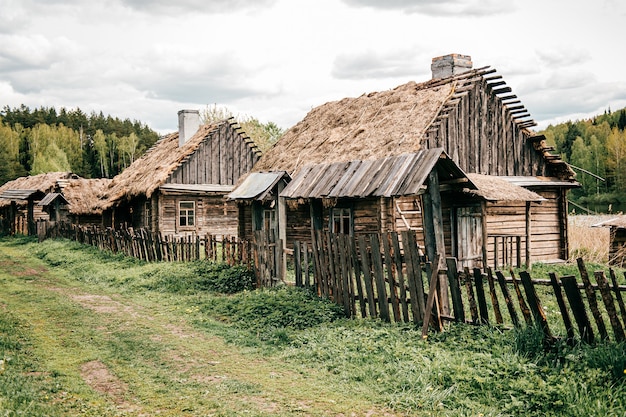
[157,193,237,237]
[424,80,549,177]
[529,190,563,261]
[167,122,260,186]
[610,228,626,267]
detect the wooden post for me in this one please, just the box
[294,241,302,287]
[510,269,533,326]
[382,233,401,322]
[446,257,465,323]
[612,269,626,325]
[576,258,608,340]
[357,235,377,318]
[495,270,520,327]
[422,254,442,338]
[561,275,595,344]
[549,272,575,344]
[392,232,410,322]
[519,271,552,340]
[473,268,489,325]
[486,267,503,324]
[594,271,625,342]
[370,234,390,322]
[463,267,479,324]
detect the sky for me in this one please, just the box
[1,0,625,135]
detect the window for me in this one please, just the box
[179,201,195,227]
[263,209,276,232]
[331,207,352,235]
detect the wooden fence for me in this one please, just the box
[37,221,252,266]
[290,230,626,343]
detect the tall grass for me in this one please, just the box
[568,214,612,263]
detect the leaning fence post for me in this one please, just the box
[594,270,625,342]
[519,271,552,340]
[549,272,576,344]
[486,267,503,324]
[473,268,489,325]
[510,269,533,326]
[560,275,595,344]
[495,270,520,327]
[577,258,609,340]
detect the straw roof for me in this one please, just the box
[62,178,112,215]
[465,174,544,202]
[97,122,224,210]
[0,172,76,208]
[252,80,455,175]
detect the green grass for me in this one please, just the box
[1,236,625,416]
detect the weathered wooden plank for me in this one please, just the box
[402,230,422,323]
[561,275,595,344]
[382,233,402,322]
[473,268,489,325]
[463,267,479,324]
[519,271,552,340]
[392,232,410,322]
[357,235,377,318]
[576,258,608,340]
[422,254,442,337]
[594,271,625,342]
[370,234,390,322]
[495,270,520,327]
[349,234,367,318]
[510,269,533,325]
[549,272,575,343]
[486,267,503,324]
[446,257,465,323]
[611,269,626,326]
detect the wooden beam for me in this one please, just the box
[492,87,512,95]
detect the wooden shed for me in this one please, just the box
[592,216,626,267]
[95,111,261,237]
[0,172,78,235]
[232,54,578,267]
[38,178,113,226]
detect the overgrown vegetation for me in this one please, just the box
[2,236,625,416]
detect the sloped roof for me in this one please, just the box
[38,192,68,207]
[281,149,473,199]
[465,174,545,202]
[0,172,76,209]
[62,178,112,215]
[96,120,258,211]
[592,216,626,229]
[228,172,289,201]
[249,66,573,181]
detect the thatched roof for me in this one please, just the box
[252,80,454,175]
[62,178,112,215]
[0,172,76,209]
[96,122,225,210]
[248,66,573,182]
[465,174,544,202]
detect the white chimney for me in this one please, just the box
[431,54,473,80]
[178,109,200,146]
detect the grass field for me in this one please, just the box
[1,234,625,416]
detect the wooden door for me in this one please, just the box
[456,206,483,268]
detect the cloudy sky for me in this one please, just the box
[1,0,625,135]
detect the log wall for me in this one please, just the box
[167,122,260,186]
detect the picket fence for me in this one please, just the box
[290,230,626,343]
[37,221,252,266]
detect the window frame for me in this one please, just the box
[178,200,196,228]
[330,206,353,235]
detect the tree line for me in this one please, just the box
[542,108,626,212]
[0,105,160,184]
[0,104,284,186]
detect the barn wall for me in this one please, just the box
[167,123,260,186]
[610,227,626,267]
[485,201,528,267]
[529,190,564,261]
[425,81,550,178]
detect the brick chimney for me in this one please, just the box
[431,54,473,80]
[178,109,200,147]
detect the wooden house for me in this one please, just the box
[38,178,112,226]
[0,172,78,235]
[231,54,578,268]
[95,110,261,237]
